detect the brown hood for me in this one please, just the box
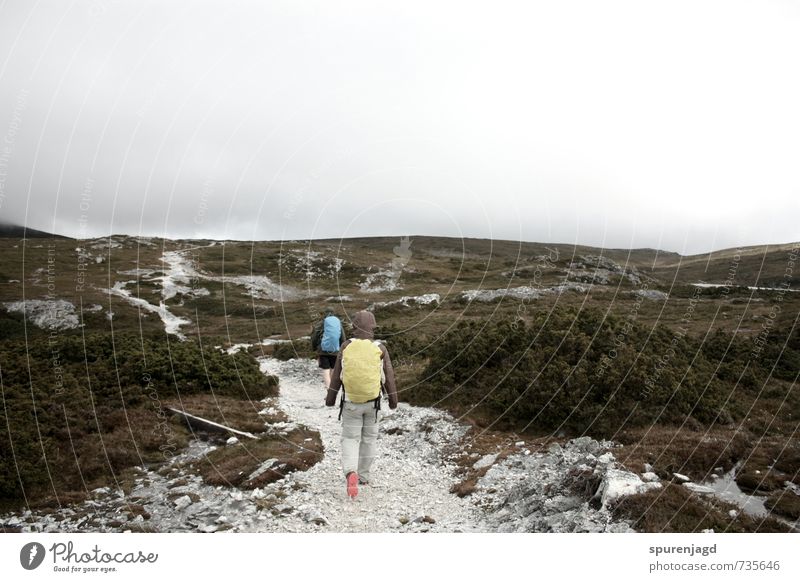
[352,310,377,339]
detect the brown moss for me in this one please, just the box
[615,427,751,481]
[164,394,286,435]
[764,491,800,520]
[189,427,323,489]
[735,470,784,493]
[613,483,790,533]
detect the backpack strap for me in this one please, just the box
[373,394,381,422]
[338,387,346,421]
[372,340,384,421]
[373,340,386,388]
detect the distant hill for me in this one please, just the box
[0,222,69,238]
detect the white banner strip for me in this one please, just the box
[1,533,797,580]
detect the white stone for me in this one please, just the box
[673,473,690,482]
[596,452,615,464]
[473,454,498,470]
[226,436,239,446]
[173,495,193,510]
[598,468,662,507]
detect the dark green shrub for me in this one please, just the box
[272,338,313,361]
[405,307,735,436]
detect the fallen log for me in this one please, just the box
[166,407,258,439]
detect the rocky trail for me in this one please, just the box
[3,358,678,533]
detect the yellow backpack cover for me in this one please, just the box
[341,339,383,403]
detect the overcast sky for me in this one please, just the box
[1,0,798,254]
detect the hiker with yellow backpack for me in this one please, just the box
[325,310,398,499]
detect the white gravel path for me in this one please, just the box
[254,357,486,532]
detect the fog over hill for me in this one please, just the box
[2,2,800,253]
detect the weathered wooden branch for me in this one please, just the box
[166,407,257,439]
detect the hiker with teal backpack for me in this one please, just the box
[325,310,398,499]
[311,308,345,390]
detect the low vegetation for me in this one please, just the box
[406,307,799,439]
[0,332,276,508]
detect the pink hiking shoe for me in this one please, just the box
[346,472,359,499]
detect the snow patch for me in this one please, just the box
[117,268,158,277]
[636,289,669,301]
[326,295,353,302]
[359,268,402,293]
[371,293,440,309]
[462,283,587,302]
[693,283,800,293]
[155,247,309,303]
[279,250,345,280]
[104,281,190,340]
[4,299,80,330]
[157,251,209,300]
[223,337,300,355]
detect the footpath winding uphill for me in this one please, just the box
[3,358,643,533]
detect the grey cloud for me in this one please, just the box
[1,0,799,253]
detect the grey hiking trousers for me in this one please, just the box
[341,400,379,482]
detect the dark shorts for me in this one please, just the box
[318,354,337,369]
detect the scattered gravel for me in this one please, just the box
[472,437,641,532]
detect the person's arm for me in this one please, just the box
[325,340,348,406]
[380,345,398,409]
